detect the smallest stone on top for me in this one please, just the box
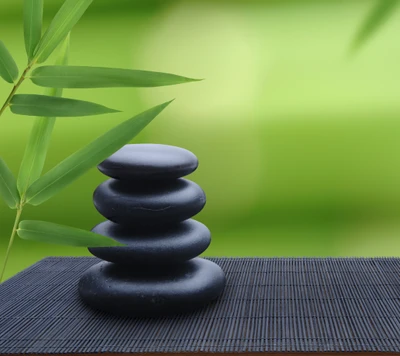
[98,144,199,180]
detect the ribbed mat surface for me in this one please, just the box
[1,257,400,354]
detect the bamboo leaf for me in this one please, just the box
[33,0,93,63]
[0,41,19,84]
[18,35,70,197]
[55,33,70,67]
[18,116,57,196]
[10,94,119,117]
[46,32,70,98]
[25,100,173,206]
[0,158,20,209]
[24,0,43,60]
[30,66,201,88]
[18,220,124,247]
[351,0,399,52]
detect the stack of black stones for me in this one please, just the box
[78,144,226,317]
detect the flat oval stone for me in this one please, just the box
[78,258,226,317]
[89,219,211,265]
[93,178,206,225]
[98,144,198,180]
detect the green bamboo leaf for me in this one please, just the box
[25,100,172,206]
[46,32,70,98]
[18,220,124,247]
[33,0,93,63]
[55,33,70,67]
[0,158,20,209]
[18,117,57,196]
[30,66,201,88]
[0,41,19,84]
[351,0,399,52]
[24,0,43,60]
[18,35,70,197]
[10,94,119,117]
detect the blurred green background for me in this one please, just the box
[1,0,400,280]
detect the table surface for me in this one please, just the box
[1,257,400,355]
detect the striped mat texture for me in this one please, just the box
[1,257,400,354]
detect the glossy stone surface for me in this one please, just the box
[89,219,211,265]
[78,258,226,316]
[98,144,198,180]
[93,178,206,225]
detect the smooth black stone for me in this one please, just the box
[98,144,198,180]
[78,258,226,317]
[93,178,206,225]
[88,219,211,265]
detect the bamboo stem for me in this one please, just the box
[0,206,23,283]
[0,62,35,119]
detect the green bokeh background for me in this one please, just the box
[1,0,400,280]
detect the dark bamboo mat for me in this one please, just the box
[1,257,400,354]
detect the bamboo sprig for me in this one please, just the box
[0,0,199,282]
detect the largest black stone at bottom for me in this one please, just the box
[78,258,226,317]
